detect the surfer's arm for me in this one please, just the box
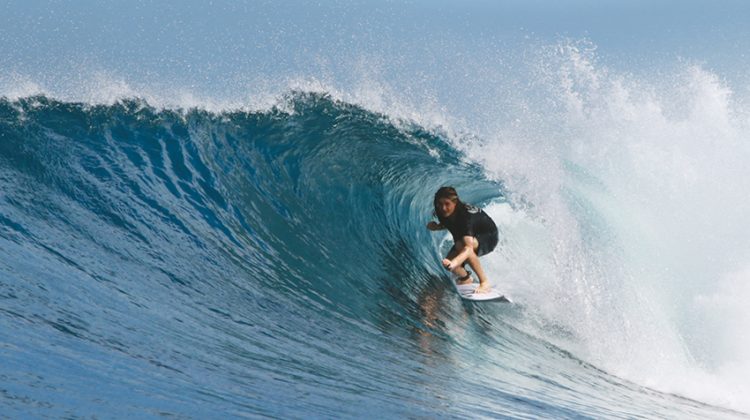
[426,221,445,231]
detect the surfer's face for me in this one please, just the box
[437,197,457,218]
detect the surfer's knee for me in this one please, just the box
[461,236,478,255]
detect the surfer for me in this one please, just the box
[427,186,498,294]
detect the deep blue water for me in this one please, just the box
[1,93,747,418]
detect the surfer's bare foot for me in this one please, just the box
[474,283,492,294]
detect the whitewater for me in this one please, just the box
[2,17,750,418]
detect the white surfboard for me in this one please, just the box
[453,282,512,303]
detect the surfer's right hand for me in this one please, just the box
[426,221,441,231]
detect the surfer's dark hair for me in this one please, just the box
[433,186,465,221]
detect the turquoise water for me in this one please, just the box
[1,93,747,418]
[3,1,750,417]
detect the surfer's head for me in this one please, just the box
[434,186,461,219]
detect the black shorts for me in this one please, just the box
[451,229,499,259]
[475,229,499,257]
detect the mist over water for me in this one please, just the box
[2,2,750,416]
[464,43,750,411]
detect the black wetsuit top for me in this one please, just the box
[438,204,498,256]
[438,204,498,257]
[439,204,496,239]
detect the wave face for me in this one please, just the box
[0,93,746,418]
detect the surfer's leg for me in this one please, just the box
[445,245,472,284]
[447,236,492,294]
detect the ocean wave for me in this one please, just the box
[1,91,747,418]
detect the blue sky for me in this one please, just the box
[2,0,748,102]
